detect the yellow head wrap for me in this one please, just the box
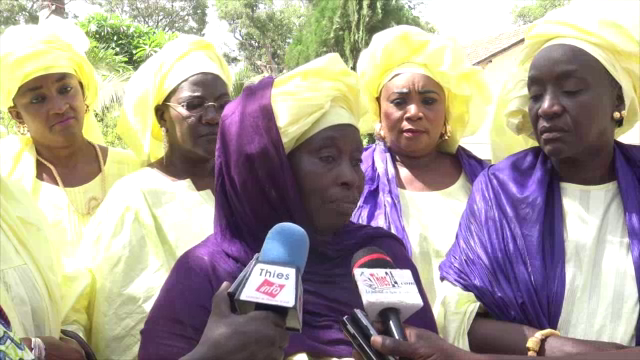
[357,25,490,153]
[117,35,233,163]
[0,17,104,144]
[271,53,359,153]
[490,1,640,163]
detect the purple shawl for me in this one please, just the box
[138,77,437,359]
[351,141,488,255]
[440,142,640,345]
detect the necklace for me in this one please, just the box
[36,141,106,216]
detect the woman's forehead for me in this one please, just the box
[383,72,443,93]
[529,44,606,80]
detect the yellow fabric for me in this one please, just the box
[271,53,359,153]
[117,35,232,163]
[65,168,215,359]
[356,25,490,153]
[0,17,104,144]
[558,181,637,346]
[490,1,640,162]
[397,173,471,313]
[0,176,62,338]
[0,137,143,269]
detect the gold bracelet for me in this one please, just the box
[526,329,560,356]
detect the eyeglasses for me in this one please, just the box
[164,99,221,118]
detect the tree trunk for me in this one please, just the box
[39,0,66,22]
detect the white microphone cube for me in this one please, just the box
[353,268,424,322]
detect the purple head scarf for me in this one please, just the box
[351,141,488,255]
[138,77,437,359]
[440,142,640,345]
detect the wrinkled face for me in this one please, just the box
[288,124,364,235]
[527,44,623,161]
[379,72,447,157]
[155,73,231,159]
[9,73,86,145]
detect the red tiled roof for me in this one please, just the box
[464,26,527,65]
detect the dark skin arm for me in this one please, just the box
[354,326,638,360]
[20,337,86,360]
[469,316,629,356]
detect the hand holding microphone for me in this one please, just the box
[183,282,289,360]
[183,222,309,360]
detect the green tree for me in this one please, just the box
[285,0,435,70]
[215,0,306,75]
[512,0,570,25]
[78,13,178,71]
[86,0,208,35]
[78,13,178,148]
[0,0,40,33]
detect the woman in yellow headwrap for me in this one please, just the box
[138,53,437,360]
[63,34,233,360]
[0,18,142,270]
[351,25,490,325]
[434,0,640,355]
[1,175,94,359]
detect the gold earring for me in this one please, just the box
[613,111,622,120]
[440,121,451,141]
[16,123,29,136]
[162,127,168,153]
[621,110,627,118]
[85,104,90,115]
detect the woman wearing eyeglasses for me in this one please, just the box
[63,35,232,360]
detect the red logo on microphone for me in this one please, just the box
[256,279,285,298]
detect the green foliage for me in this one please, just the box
[0,0,39,33]
[78,13,178,71]
[87,0,209,35]
[93,71,130,148]
[230,67,262,98]
[0,111,17,138]
[512,0,570,25]
[215,0,306,75]
[286,0,435,70]
[361,133,376,146]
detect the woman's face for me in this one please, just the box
[527,44,623,161]
[9,73,86,145]
[156,73,231,160]
[288,124,364,235]
[379,72,447,158]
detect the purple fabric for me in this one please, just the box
[440,142,640,345]
[351,141,488,256]
[138,77,437,360]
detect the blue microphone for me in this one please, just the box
[259,222,309,273]
[228,222,309,331]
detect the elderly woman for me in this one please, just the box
[437,1,640,356]
[1,175,94,359]
[63,35,232,359]
[138,54,438,360]
[351,25,490,319]
[0,18,142,269]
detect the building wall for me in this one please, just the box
[460,43,640,163]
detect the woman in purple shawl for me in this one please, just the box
[435,2,640,357]
[138,54,437,360]
[350,26,490,321]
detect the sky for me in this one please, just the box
[418,0,519,44]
